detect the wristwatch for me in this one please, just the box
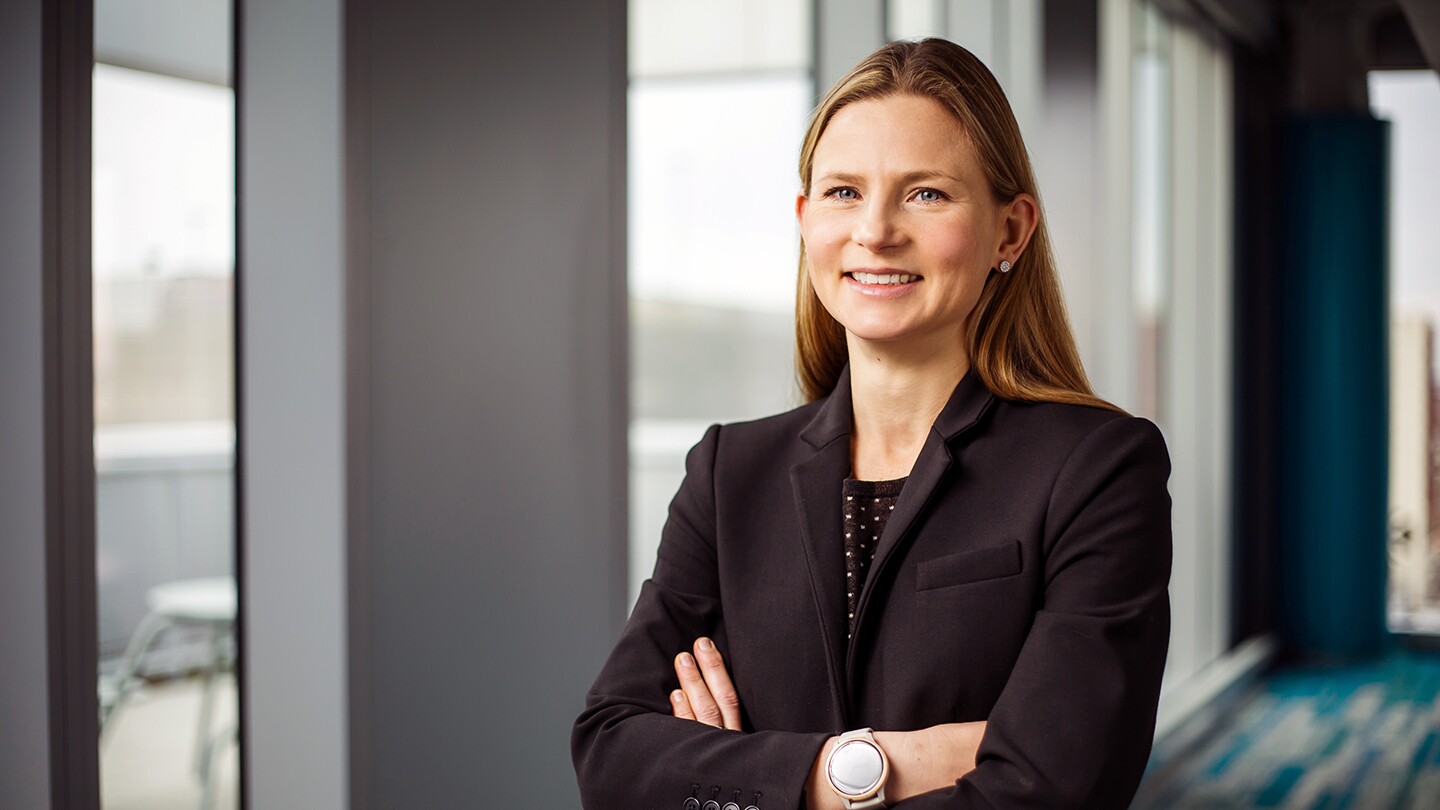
[825,728,889,808]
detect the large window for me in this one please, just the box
[93,3,239,807]
[628,0,813,602]
[1372,70,1440,633]
[1098,0,1235,688]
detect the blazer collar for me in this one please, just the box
[798,363,996,450]
[792,363,997,720]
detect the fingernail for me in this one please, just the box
[680,653,695,668]
[671,690,684,704]
[698,638,715,653]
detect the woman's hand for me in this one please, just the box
[669,637,987,802]
[669,637,744,731]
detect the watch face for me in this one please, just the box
[828,739,885,795]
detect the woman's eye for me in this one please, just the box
[914,188,946,203]
[824,187,859,201]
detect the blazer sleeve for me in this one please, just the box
[897,415,1173,810]
[572,423,832,810]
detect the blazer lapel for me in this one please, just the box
[792,366,998,715]
[845,367,997,685]
[791,368,856,727]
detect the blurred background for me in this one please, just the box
[2,0,1438,808]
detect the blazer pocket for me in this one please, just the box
[916,540,1023,591]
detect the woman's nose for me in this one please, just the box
[852,203,904,251]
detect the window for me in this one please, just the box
[1371,70,1440,632]
[628,0,814,602]
[93,6,239,806]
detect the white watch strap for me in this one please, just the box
[846,793,887,810]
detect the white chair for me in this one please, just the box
[99,577,237,801]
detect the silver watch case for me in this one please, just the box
[826,728,889,809]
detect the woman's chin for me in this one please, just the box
[842,324,927,347]
[841,322,967,355]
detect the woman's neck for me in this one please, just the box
[845,332,969,481]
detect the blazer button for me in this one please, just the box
[722,803,740,810]
[683,800,700,810]
[702,802,720,810]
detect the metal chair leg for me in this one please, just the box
[99,610,170,743]
[197,724,237,810]
[193,624,224,777]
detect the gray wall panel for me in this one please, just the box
[0,0,54,806]
[818,0,884,90]
[359,0,627,805]
[1041,0,1100,372]
[241,0,349,806]
[242,0,626,803]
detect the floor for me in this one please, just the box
[1134,651,1440,809]
[97,651,1440,809]
[100,673,239,810]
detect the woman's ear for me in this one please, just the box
[795,191,811,251]
[996,192,1039,266]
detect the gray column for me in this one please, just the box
[241,0,349,806]
[0,0,54,804]
[817,0,885,91]
[354,0,628,804]
[242,0,628,806]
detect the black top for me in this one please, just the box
[842,476,906,639]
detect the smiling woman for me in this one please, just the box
[574,38,1172,810]
[798,94,1031,380]
[792,44,1104,415]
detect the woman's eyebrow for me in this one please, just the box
[814,169,967,186]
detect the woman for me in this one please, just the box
[573,38,1171,809]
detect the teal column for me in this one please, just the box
[1279,113,1389,660]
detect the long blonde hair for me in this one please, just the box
[796,38,1118,412]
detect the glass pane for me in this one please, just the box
[630,0,810,77]
[1130,1,1169,423]
[628,0,812,604]
[93,2,239,808]
[1371,71,1440,632]
[887,0,945,41]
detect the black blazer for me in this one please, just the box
[573,367,1172,809]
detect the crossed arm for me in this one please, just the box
[576,417,1172,808]
[668,637,988,808]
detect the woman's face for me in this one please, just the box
[797,94,1024,351]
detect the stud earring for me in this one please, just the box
[999,260,1012,273]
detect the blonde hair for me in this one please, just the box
[795,38,1118,412]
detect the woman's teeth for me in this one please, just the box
[850,272,918,285]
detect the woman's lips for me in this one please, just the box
[843,270,921,297]
[846,270,920,285]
